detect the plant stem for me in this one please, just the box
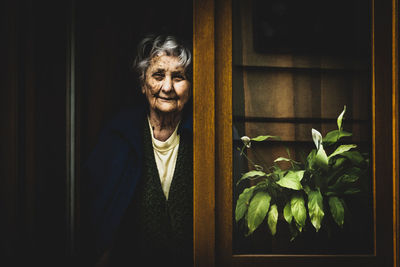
[252,148,270,170]
[240,149,258,167]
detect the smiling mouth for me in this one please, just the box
[156,96,178,101]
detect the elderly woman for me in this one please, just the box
[84,35,193,266]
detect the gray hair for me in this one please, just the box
[133,35,192,83]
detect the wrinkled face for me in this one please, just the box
[142,54,191,115]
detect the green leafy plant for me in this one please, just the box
[235,106,370,240]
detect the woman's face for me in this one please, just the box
[142,54,191,115]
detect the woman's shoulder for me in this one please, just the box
[84,105,146,175]
[96,105,145,147]
[104,105,145,135]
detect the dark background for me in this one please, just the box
[1,0,192,266]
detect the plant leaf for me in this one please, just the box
[307,189,325,232]
[288,222,299,241]
[326,163,346,184]
[247,191,271,234]
[254,164,264,171]
[329,144,357,159]
[272,165,287,179]
[332,157,347,170]
[322,130,352,146]
[303,185,311,195]
[346,167,362,176]
[315,147,329,169]
[235,186,256,222]
[267,204,278,236]
[341,150,364,165]
[274,157,291,162]
[328,173,360,193]
[325,191,336,196]
[241,170,267,179]
[236,170,267,185]
[283,202,293,224]
[276,170,305,190]
[306,149,316,170]
[291,194,307,232]
[329,196,345,227]
[337,106,346,131]
[274,157,301,165]
[340,174,359,183]
[251,135,279,142]
[343,188,361,195]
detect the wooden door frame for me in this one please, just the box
[193,0,216,266]
[193,0,399,266]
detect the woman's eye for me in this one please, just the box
[173,75,185,81]
[152,72,164,80]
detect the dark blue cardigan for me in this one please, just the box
[83,104,192,263]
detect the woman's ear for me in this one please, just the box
[140,78,146,94]
[140,72,146,94]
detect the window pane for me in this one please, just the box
[232,0,373,255]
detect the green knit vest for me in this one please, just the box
[112,118,193,266]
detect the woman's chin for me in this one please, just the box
[154,104,179,114]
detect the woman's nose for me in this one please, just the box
[161,76,173,92]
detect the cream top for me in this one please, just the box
[148,117,180,200]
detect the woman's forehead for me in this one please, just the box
[149,55,184,71]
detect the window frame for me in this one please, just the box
[193,0,399,266]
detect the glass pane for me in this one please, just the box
[232,0,373,255]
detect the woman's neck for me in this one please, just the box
[148,110,181,141]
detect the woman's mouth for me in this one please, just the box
[157,95,178,101]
